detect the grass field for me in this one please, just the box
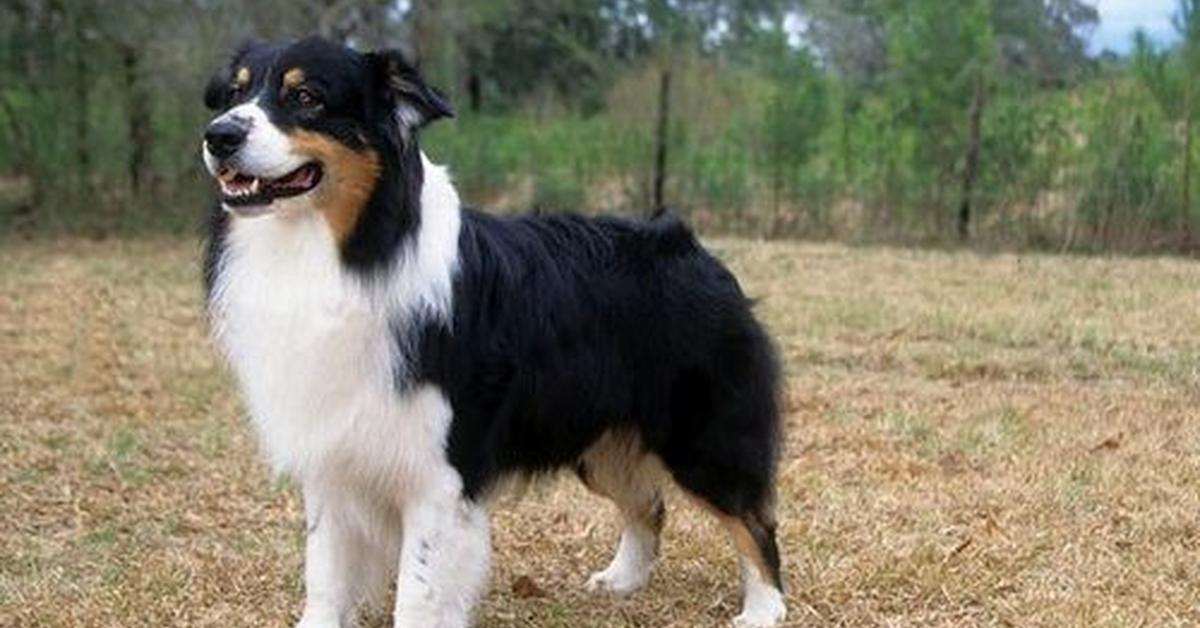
[1,237,1199,627]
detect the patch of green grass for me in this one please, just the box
[542,604,575,626]
[1062,462,1099,512]
[9,466,48,485]
[818,299,890,335]
[880,411,940,458]
[828,407,861,426]
[199,419,229,456]
[97,426,151,486]
[1108,346,1171,377]
[99,557,129,588]
[41,433,70,451]
[107,428,139,462]
[178,371,226,416]
[954,406,1028,463]
[83,527,117,548]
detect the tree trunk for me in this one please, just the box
[840,107,853,185]
[73,18,91,188]
[958,73,986,242]
[410,0,435,64]
[1183,100,1194,252]
[122,44,150,196]
[467,70,482,113]
[0,93,39,214]
[1101,199,1115,249]
[653,68,672,214]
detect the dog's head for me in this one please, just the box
[201,36,451,229]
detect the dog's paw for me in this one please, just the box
[729,602,787,624]
[731,589,786,628]
[295,608,343,628]
[584,564,650,597]
[731,609,785,628]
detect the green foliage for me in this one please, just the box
[0,0,1197,254]
[761,44,829,223]
[1074,79,1177,246]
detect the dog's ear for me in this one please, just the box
[366,49,454,131]
[203,66,233,111]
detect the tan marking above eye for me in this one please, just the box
[235,66,251,87]
[283,68,305,89]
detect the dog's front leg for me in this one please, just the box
[393,492,491,628]
[296,483,388,628]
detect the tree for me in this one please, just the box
[800,0,1095,240]
[991,0,1098,86]
[761,42,827,223]
[885,0,997,239]
[1174,0,1200,250]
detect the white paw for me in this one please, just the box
[732,608,785,628]
[394,610,467,628]
[732,588,786,628]
[585,564,651,597]
[295,611,341,628]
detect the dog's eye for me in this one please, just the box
[293,88,321,109]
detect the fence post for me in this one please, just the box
[653,68,672,214]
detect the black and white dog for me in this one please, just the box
[201,36,785,628]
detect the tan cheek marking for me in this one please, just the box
[290,130,381,243]
[235,66,250,87]
[283,68,305,89]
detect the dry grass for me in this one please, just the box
[2,237,1199,627]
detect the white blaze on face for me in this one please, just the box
[202,98,308,179]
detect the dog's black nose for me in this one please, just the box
[204,119,249,159]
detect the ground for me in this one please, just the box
[1,237,1198,627]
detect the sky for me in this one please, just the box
[1090,0,1180,54]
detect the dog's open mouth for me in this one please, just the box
[217,163,323,208]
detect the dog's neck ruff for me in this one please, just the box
[371,154,462,322]
[208,154,461,474]
[212,152,460,323]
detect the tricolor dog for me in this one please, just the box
[201,36,786,628]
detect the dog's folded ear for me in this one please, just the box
[203,68,232,111]
[367,49,454,131]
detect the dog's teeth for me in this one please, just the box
[250,178,260,194]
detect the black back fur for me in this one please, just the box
[421,210,782,514]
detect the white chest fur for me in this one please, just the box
[208,158,463,493]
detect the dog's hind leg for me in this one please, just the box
[661,370,786,627]
[676,475,786,628]
[576,431,665,597]
[722,506,786,628]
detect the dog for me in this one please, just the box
[200,36,786,628]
